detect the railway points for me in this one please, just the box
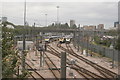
[12,33,119,80]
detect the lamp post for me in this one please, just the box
[56,6,59,25]
[45,14,47,27]
[22,0,26,72]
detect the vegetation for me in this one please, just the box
[2,22,18,78]
[47,23,77,29]
[71,24,77,29]
[93,36,112,48]
[107,29,117,36]
[2,22,29,78]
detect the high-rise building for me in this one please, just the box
[83,25,88,30]
[70,20,75,27]
[118,1,120,23]
[114,22,119,27]
[97,24,104,30]
[118,1,120,29]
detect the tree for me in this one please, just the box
[1,22,29,78]
[51,23,55,27]
[71,24,77,29]
[108,30,117,36]
[64,23,69,29]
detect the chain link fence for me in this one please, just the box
[78,40,119,61]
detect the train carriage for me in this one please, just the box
[44,36,60,43]
[59,37,66,43]
[65,38,71,44]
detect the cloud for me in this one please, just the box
[1,0,120,2]
[1,2,118,28]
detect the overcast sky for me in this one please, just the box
[1,0,119,29]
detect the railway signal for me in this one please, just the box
[37,42,46,67]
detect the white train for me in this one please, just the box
[65,38,71,44]
[58,37,72,44]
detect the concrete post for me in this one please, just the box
[86,36,89,57]
[73,31,76,48]
[40,51,43,67]
[81,29,85,55]
[0,47,2,79]
[112,49,114,68]
[77,31,80,52]
[61,52,66,79]
[43,50,45,67]
[22,50,25,71]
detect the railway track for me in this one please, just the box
[44,52,60,80]
[47,45,104,79]
[66,44,118,79]
[33,49,60,79]
[18,56,45,80]
[65,44,110,78]
[57,43,117,79]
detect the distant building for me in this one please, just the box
[70,20,75,27]
[83,25,88,30]
[89,25,96,30]
[83,25,96,30]
[119,1,120,23]
[97,24,104,30]
[2,17,7,22]
[114,22,119,27]
[118,1,120,29]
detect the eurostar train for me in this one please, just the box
[59,37,66,43]
[44,36,60,43]
[59,36,72,44]
[65,38,71,44]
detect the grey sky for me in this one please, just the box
[1,1,119,28]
